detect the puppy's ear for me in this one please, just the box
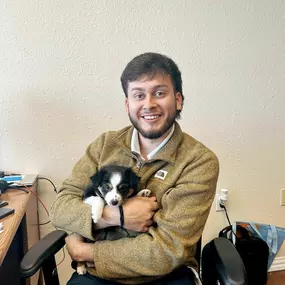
[126,168,140,191]
[84,168,107,199]
[90,168,106,188]
[84,182,96,199]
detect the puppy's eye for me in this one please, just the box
[102,184,112,191]
[118,184,130,192]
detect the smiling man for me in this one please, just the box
[126,74,182,136]
[126,73,182,158]
[50,53,219,285]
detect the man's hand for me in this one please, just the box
[123,196,158,232]
[65,233,94,263]
[102,196,159,232]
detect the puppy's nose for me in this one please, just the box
[110,199,119,206]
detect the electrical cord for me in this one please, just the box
[39,220,50,226]
[37,177,57,193]
[16,183,50,217]
[35,177,66,265]
[220,204,231,226]
[31,178,54,224]
[35,177,57,225]
[220,203,237,238]
[14,182,65,266]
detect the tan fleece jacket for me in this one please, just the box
[50,122,219,284]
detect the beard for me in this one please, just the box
[128,111,177,140]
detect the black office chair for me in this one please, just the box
[20,230,247,285]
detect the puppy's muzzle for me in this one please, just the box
[110,199,119,206]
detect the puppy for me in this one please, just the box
[77,165,151,275]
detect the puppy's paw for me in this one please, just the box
[84,196,104,208]
[91,199,104,223]
[92,208,103,223]
[77,262,87,275]
[86,262,95,268]
[92,211,102,223]
[137,189,151,197]
[84,196,105,223]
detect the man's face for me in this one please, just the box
[125,74,182,140]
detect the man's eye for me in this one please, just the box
[134,93,144,100]
[154,91,164,97]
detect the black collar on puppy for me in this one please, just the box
[119,205,124,227]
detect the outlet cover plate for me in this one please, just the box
[216,194,224,212]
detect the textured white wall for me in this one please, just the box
[1,1,285,282]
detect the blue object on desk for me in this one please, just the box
[0,176,22,182]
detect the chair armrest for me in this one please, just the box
[20,230,68,278]
[202,237,247,285]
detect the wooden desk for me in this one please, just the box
[0,185,39,285]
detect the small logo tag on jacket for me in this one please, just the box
[154,170,168,180]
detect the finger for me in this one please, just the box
[150,201,159,211]
[72,233,81,238]
[149,196,157,201]
[145,219,153,226]
[66,233,83,242]
[142,226,149,232]
[65,233,74,241]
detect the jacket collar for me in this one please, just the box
[114,122,184,164]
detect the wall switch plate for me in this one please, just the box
[280,188,285,206]
[215,194,224,212]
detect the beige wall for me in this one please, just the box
[1,1,285,283]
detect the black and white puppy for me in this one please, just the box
[77,165,151,275]
[84,165,151,223]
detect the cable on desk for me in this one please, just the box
[39,220,50,226]
[15,183,66,266]
[37,177,57,193]
[15,183,50,217]
[34,177,56,224]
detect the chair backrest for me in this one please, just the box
[201,237,247,285]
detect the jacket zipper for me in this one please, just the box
[136,156,144,170]
[131,152,144,170]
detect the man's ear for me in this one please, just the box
[176,92,183,110]
[125,97,129,113]
[126,168,140,191]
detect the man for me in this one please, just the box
[50,52,219,285]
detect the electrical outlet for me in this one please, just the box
[215,194,224,212]
[280,188,285,206]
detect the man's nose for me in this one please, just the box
[143,95,156,109]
